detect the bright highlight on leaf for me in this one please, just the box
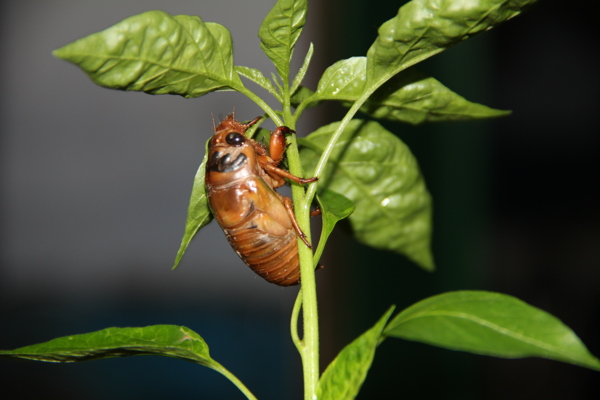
[366,0,540,88]
[300,120,434,271]
[53,11,243,98]
[385,291,600,371]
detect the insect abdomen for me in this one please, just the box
[224,223,300,286]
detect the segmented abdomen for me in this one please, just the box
[224,220,300,286]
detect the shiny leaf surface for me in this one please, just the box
[259,0,307,82]
[300,120,434,270]
[367,0,539,88]
[54,11,243,97]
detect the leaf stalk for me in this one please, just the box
[212,362,259,400]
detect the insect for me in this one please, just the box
[205,114,318,286]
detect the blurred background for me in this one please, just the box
[1,1,598,399]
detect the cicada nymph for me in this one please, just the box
[205,114,317,286]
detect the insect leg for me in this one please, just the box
[242,116,263,131]
[262,163,318,185]
[282,196,312,249]
[269,126,292,165]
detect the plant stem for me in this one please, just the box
[297,245,319,400]
[290,289,303,353]
[237,86,283,126]
[304,84,380,204]
[284,115,320,400]
[212,362,258,400]
[241,74,321,399]
[286,87,383,400]
[282,76,386,400]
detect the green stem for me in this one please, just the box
[212,362,258,400]
[237,86,283,126]
[304,84,380,204]
[288,89,384,399]
[291,289,303,353]
[239,74,320,398]
[283,75,387,400]
[311,217,328,269]
[284,115,320,400]
[294,222,320,400]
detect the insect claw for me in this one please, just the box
[300,234,312,249]
[310,208,321,217]
[299,176,318,184]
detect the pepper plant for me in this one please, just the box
[2,1,599,399]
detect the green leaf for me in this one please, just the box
[259,0,308,83]
[367,0,539,88]
[290,85,315,107]
[385,291,600,371]
[313,189,355,266]
[252,127,273,147]
[53,11,243,98]
[365,67,510,123]
[317,306,395,400]
[0,325,218,367]
[173,139,213,269]
[0,325,259,399]
[235,66,281,101]
[311,57,367,105]
[301,56,509,124]
[300,120,434,271]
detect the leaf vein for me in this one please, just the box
[402,310,575,358]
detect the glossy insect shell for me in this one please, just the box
[205,115,301,286]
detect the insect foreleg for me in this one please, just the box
[269,126,290,165]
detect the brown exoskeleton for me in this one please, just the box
[205,114,317,286]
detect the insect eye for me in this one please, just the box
[225,132,246,146]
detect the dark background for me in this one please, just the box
[1,1,599,399]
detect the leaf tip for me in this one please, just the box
[408,248,435,272]
[384,304,396,320]
[172,243,189,270]
[52,46,68,60]
[172,254,183,270]
[423,259,436,272]
[482,108,512,119]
